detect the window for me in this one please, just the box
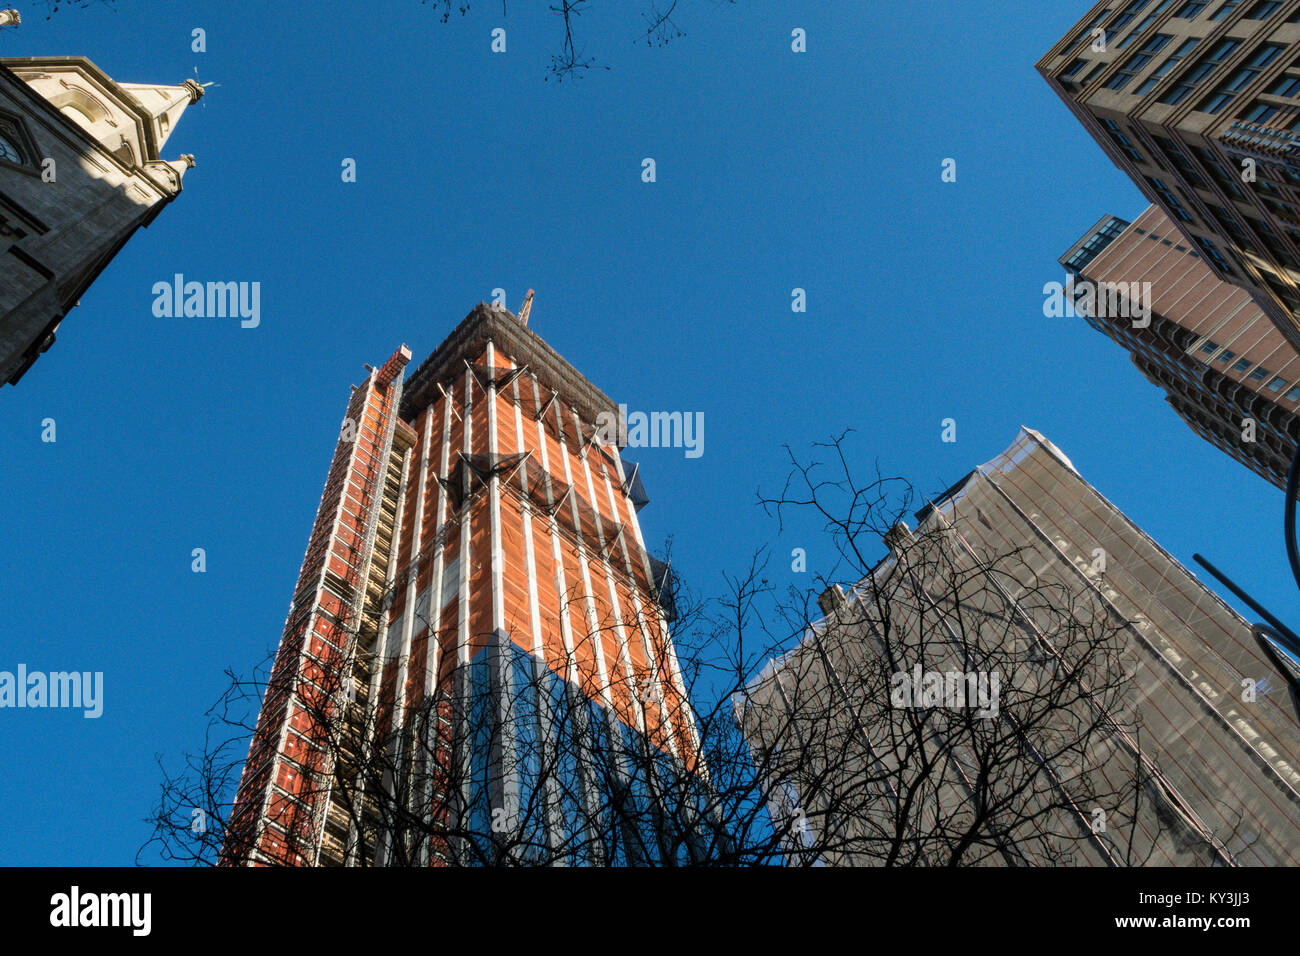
[1246,0,1282,17]
[1104,118,1146,162]
[1161,37,1241,105]
[1209,203,1254,248]
[0,113,34,169]
[1195,235,1234,272]
[1137,36,1199,94]
[1267,376,1288,391]
[1233,358,1253,372]
[1196,43,1284,114]
[1176,0,1209,15]
[1122,1,1178,46]
[1082,61,1109,84]
[1196,145,1247,198]
[1108,33,1173,88]
[1249,366,1271,381]
[1110,0,1153,34]
[0,132,20,165]
[1267,73,1300,98]
[1217,349,1237,364]
[1285,386,1300,402]
[1149,176,1194,221]
[1064,216,1130,274]
[1242,99,1280,121]
[1154,134,1206,185]
[1065,8,1117,54]
[1210,0,1243,18]
[1199,340,1222,355]
[1062,57,1089,78]
[1253,218,1300,269]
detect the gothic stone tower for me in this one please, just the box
[225,303,699,866]
[0,51,201,386]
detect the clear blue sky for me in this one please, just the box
[0,0,1294,865]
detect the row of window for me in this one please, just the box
[1162,37,1241,105]
[1106,33,1174,89]
[1119,0,1179,48]
[1198,338,1300,401]
[1177,0,1296,21]
[1198,42,1284,113]
[1204,202,1300,268]
[1132,224,1195,254]
[1064,217,1131,275]
[1104,118,1147,162]
[1104,113,1300,282]
[1065,0,1300,91]
[1148,174,1197,222]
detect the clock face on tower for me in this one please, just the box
[0,133,20,164]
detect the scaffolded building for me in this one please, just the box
[223,303,700,866]
[739,428,1300,866]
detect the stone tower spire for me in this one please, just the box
[118,78,204,152]
[0,55,203,386]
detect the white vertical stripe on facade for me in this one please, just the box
[595,449,681,760]
[577,427,646,742]
[612,447,702,759]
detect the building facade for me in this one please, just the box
[0,52,200,386]
[1062,203,1300,488]
[224,303,700,866]
[1039,0,1300,349]
[739,428,1300,866]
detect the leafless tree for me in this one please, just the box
[32,0,112,18]
[421,0,735,80]
[142,433,1244,866]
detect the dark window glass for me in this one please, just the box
[1107,33,1173,88]
[1160,37,1240,105]
[1197,43,1283,114]
[1246,0,1282,17]
[1137,36,1199,94]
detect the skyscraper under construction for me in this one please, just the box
[223,301,698,866]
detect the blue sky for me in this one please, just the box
[0,0,1295,865]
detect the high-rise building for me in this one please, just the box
[1061,203,1300,488]
[224,302,698,866]
[738,428,1300,866]
[0,51,201,386]
[1038,1,1300,349]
